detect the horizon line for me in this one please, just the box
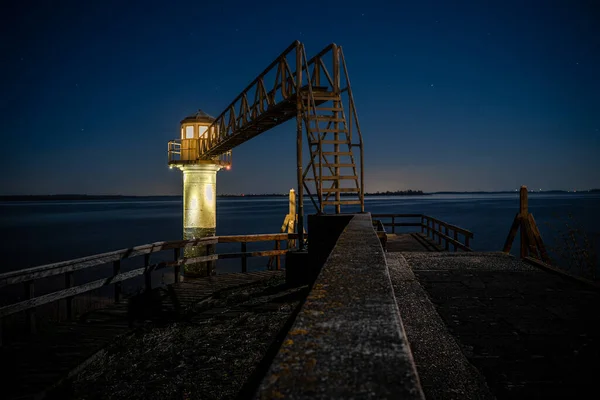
[1,189,599,198]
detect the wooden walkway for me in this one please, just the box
[0,270,283,400]
[385,233,444,252]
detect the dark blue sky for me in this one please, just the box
[2,0,598,194]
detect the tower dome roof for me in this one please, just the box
[180,109,215,124]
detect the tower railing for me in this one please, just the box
[168,139,232,166]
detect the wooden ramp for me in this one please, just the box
[385,233,444,252]
[0,271,283,400]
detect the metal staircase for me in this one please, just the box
[301,85,362,213]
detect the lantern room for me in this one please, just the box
[180,109,213,141]
[168,109,232,168]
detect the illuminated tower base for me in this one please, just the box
[168,109,231,277]
[181,163,222,277]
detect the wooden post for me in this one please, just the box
[421,215,424,233]
[528,213,551,264]
[206,243,215,276]
[502,213,521,253]
[24,280,35,334]
[65,272,74,320]
[444,225,449,251]
[275,240,281,270]
[289,188,296,216]
[144,254,151,292]
[241,242,247,272]
[289,189,297,248]
[453,230,458,252]
[295,44,305,251]
[519,186,528,258]
[392,216,395,234]
[438,222,442,245]
[113,260,122,303]
[173,248,181,284]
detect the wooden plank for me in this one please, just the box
[431,232,473,252]
[0,238,218,287]
[218,249,288,259]
[0,259,182,319]
[113,260,121,303]
[323,200,362,205]
[528,213,552,264]
[423,216,473,238]
[25,280,35,334]
[217,234,289,243]
[1,269,142,318]
[241,242,247,273]
[523,257,600,289]
[275,241,281,270]
[320,188,358,193]
[502,213,521,253]
[65,272,74,320]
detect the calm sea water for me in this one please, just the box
[1,194,599,274]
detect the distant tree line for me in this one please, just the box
[361,189,426,196]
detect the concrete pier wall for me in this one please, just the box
[257,213,424,399]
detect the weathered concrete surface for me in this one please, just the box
[0,271,284,400]
[257,214,424,399]
[307,213,353,281]
[404,252,600,399]
[387,253,494,399]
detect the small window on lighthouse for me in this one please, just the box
[198,126,208,138]
[185,126,194,139]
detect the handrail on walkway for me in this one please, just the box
[371,213,474,252]
[0,233,304,344]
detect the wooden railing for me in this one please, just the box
[371,219,387,248]
[371,214,474,252]
[0,233,302,344]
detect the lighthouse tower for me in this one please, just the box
[168,110,232,276]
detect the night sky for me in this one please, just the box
[2,0,598,195]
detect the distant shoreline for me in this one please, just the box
[1,190,598,202]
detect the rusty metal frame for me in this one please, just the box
[300,44,365,214]
[176,41,365,244]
